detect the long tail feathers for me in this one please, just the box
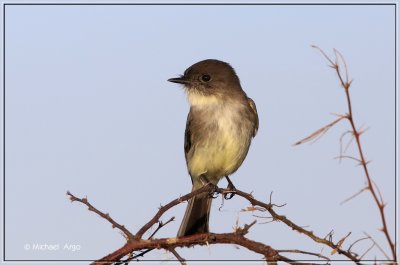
[177,191,212,237]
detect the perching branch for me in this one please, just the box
[134,183,214,240]
[95,230,293,265]
[68,184,361,264]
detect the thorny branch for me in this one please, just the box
[95,230,295,265]
[66,191,135,240]
[223,188,361,264]
[68,184,361,264]
[295,45,396,262]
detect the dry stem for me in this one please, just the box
[296,46,396,262]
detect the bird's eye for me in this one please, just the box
[200,74,211,82]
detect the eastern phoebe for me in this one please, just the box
[168,59,259,237]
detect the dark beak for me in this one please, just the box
[168,76,190,84]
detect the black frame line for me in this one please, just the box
[1,2,397,5]
[2,2,397,263]
[2,2,5,263]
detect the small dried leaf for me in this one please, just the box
[241,206,258,212]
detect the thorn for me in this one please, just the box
[358,126,370,136]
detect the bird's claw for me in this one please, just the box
[208,183,219,198]
[199,174,220,198]
[224,176,236,200]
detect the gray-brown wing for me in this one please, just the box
[247,97,259,137]
[184,110,193,159]
[184,110,197,183]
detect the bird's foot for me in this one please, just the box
[224,176,236,200]
[199,174,219,198]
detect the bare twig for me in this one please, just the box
[323,230,334,242]
[235,220,257,235]
[269,191,287,207]
[310,46,396,261]
[293,116,346,146]
[334,155,362,164]
[66,191,135,240]
[222,188,361,264]
[134,183,214,240]
[372,181,385,208]
[169,248,187,265]
[363,232,391,260]
[359,243,376,260]
[331,232,351,255]
[339,130,355,162]
[277,249,330,261]
[117,217,175,264]
[117,249,152,264]
[340,187,369,205]
[348,236,370,254]
[148,217,175,239]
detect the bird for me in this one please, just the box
[168,59,259,237]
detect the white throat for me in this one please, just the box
[186,91,220,107]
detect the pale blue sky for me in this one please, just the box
[2,3,396,263]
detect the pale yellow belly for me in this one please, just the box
[188,128,247,184]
